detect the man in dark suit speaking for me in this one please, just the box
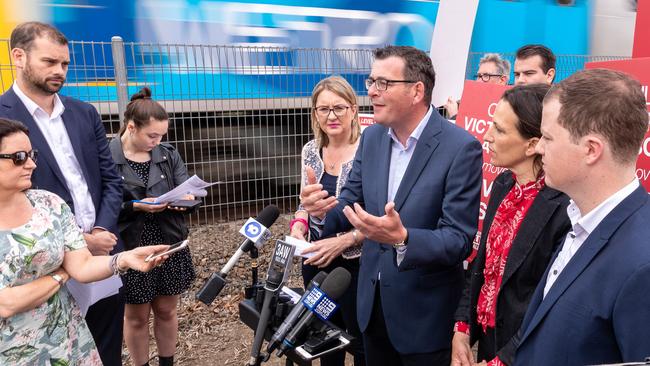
[514,69,650,364]
[0,22,124,365]
[301,46,482,365]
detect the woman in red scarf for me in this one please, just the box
[451,84,571,366]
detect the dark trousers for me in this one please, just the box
[476,326,497,363]
[363,285,451,366]
[302,257,365,366]
[85,289,125,366]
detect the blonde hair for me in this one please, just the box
[310,76,360,149]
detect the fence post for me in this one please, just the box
[111,36,129,125]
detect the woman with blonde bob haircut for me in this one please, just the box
[290,75,365,365]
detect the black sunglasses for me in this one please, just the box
[0,149,38,166]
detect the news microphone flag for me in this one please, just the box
[240,217,272,249]
[302,286,340,321]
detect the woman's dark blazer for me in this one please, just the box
[454,171,571,365]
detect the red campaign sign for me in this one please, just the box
[586,58,650,192]
[358,113,375,131]
[455,80,511,263]
[633,0,650,58]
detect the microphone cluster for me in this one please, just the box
[194,204,353,364]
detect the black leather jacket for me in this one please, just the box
[109,138,190,249]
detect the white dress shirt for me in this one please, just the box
[387,106,433,265]
[13,83,97,232]
[543,178,640,297]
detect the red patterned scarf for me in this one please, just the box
[476,175,544,332]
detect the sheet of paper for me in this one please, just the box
[154,175,219,204]
[284,236,315,258]
[66,275,123,316]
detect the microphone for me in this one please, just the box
[276,267,351,357]
[248,239,296,365]
[266,271,328,354]
[196,205,280,304]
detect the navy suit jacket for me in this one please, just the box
[514,185,650,365]
[322,109,483,354]
[0,88,123,250]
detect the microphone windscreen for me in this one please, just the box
[319,267,351,300]
[311,271,327,287]
[256,205,280,227]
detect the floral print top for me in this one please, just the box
[298,139,361,259]
[0,189,101,366]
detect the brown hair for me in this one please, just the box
[118,87,169,136]
[501,83,552,177]
[0,119,29,150]
[516,44,556,75]
[544,68,648,164]
[310,76,360,149]
[373,45,436,105]
[10,22,68,51]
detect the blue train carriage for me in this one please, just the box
[0,0,635,220]
[1,0,637,104]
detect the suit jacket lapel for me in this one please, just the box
[392,113,441,212]
[501,187,562,287]
[375,131,392,212]
[2,89,67,188]
[520,186,648,343]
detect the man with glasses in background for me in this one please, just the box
[444,53,511,119]
[300,45,482,365]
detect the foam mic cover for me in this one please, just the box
[276,267,351,356]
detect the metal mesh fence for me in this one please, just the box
[0,39,628,223]
[0,39,374,223]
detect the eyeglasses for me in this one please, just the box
[365,78,417,91]
[315,105,350,118]
[475,73,504,82]
[0,149,38,166]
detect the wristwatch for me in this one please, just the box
[51,274,65,286]
[393,230,408,249]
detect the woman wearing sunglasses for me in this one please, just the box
[109,87,196,366]
[289,76,365,366]
[0,118,169,365]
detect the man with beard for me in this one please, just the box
[0,22,123,365]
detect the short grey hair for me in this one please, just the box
[479,53,511,83]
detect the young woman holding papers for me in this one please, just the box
[109,87,196,366]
